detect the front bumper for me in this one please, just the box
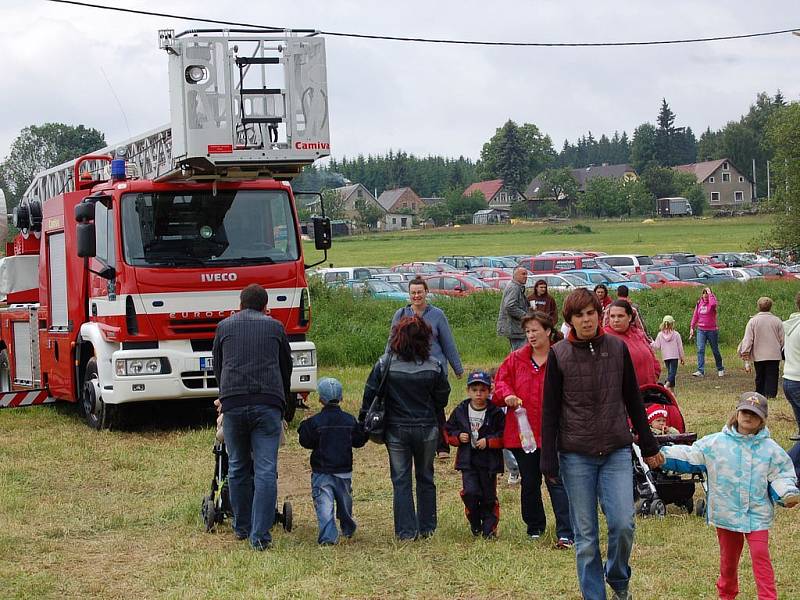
[102,339,316,405]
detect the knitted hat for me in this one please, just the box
[646,404,668,424]
[736,391,768,420]
[317,377,343,404]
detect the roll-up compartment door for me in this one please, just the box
[13,320,33,383]
[49,232,68,329]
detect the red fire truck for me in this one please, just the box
[0,29,332,428]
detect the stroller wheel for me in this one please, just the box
[201,495,217,532]
[683,498,694,515]
[282,501,293,532]
[634,498,647,516]
[648,499,666,517]
[695,498,706,518]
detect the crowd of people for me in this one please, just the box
[212,279,800,600]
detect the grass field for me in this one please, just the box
[3,216,800,599]
[303,216,776,268]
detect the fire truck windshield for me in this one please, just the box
[121,189,299,267]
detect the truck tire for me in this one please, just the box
[81,357,122,430]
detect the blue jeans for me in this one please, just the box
[560,447,636,600]
[311,472,356,544]
[509,337,526,351]
[784,378,800,432]
[696,328,723,374]
[223,404,282,549]
[664,359,678,388]
[385,424,439,539]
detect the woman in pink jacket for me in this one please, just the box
[690,287,724,377]
[493,311,573,547]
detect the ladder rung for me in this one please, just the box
[241,117,283,124]
[240,88,283,95]
[236,57,280,65]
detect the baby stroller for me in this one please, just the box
[632,383,707,518]
[201,440,293,533]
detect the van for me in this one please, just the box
[518,255,605,274]
[600,254,655,274]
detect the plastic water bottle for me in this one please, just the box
[744,360,752,373]
[515,406,537,453]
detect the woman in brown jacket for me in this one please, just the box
[527,279,558,326]
[541,288,663,600]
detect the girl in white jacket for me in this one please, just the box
[660,392,798,600]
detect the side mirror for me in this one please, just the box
[312,216,332,250]
[454,286,463,292]
[76,223,96,257]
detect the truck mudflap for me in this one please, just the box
[0,389,56,408]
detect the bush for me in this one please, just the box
[309,280,799,368]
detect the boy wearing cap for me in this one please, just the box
[660,392,799,598]
[444,371,505,538]
[298,377,368,545]
[646,404,679,437]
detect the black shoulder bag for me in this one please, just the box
[363,354,393,444]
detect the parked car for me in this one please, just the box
[518,254,607,274]
[655,264,737,284]
[391,261,455,274]
[717,267,764,282]
[436,255,475,270]
[653,252,697,265]
[600,254,655,274]
[708,252,747,267]
[628,271,703,288]
[562,269,650,291]
[314,266,388,284]
[470,267,513,281]
[696,255,727,268]
[526,273,588,292]
[371,272,412,284]
[469,256,519,269]
[539,250,586,256]
[423,273,498,297]
[502,254,535,263]
[337,279,409,301]
[743,263,800,280]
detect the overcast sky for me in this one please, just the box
[1,1,798,165]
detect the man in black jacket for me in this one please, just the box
[212,284,292,550]
[298,377,368,545]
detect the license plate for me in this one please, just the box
[199,357,214,371]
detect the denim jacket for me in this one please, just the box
[298,404,368,474]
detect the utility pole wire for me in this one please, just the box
[46,0,800,48]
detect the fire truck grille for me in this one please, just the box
[168,318,222,335]
[181,371,218,389]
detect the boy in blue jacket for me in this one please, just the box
[298,378,368,545]
[444,371,505,538]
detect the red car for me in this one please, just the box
[470,267,512,281]
[744,264,800,280]
[628,271,702,288]
[423,274,499,297]
[697,255,726,268]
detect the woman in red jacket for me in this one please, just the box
[604,299,661,386]
[493,311,573,547]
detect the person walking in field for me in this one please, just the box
[497,267,530,351]
[659,392,799,600]
[690,287,724,378]
[784,291,800,444]
[387,276,463,460]
[527,279,558,325]
[541,288,663,600]
[651,315,685,390]
[738,297,784,398]
[212,284,292,551]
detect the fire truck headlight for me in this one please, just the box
[185,65,208,84]
[115,358,170,376]
[291,350,315,367]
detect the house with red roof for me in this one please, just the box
[673,158,753,208]
[462,179,524,209]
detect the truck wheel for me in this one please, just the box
[0,350,11,392]
[82,357,121,430]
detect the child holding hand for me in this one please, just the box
[651,315,685,389]
[660,392,799,599]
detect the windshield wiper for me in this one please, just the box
[146,256,208,266]
[212,256,276,264]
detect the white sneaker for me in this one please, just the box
[507,473,521,485]
[692,371,704,377]
[718,370,725,377]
